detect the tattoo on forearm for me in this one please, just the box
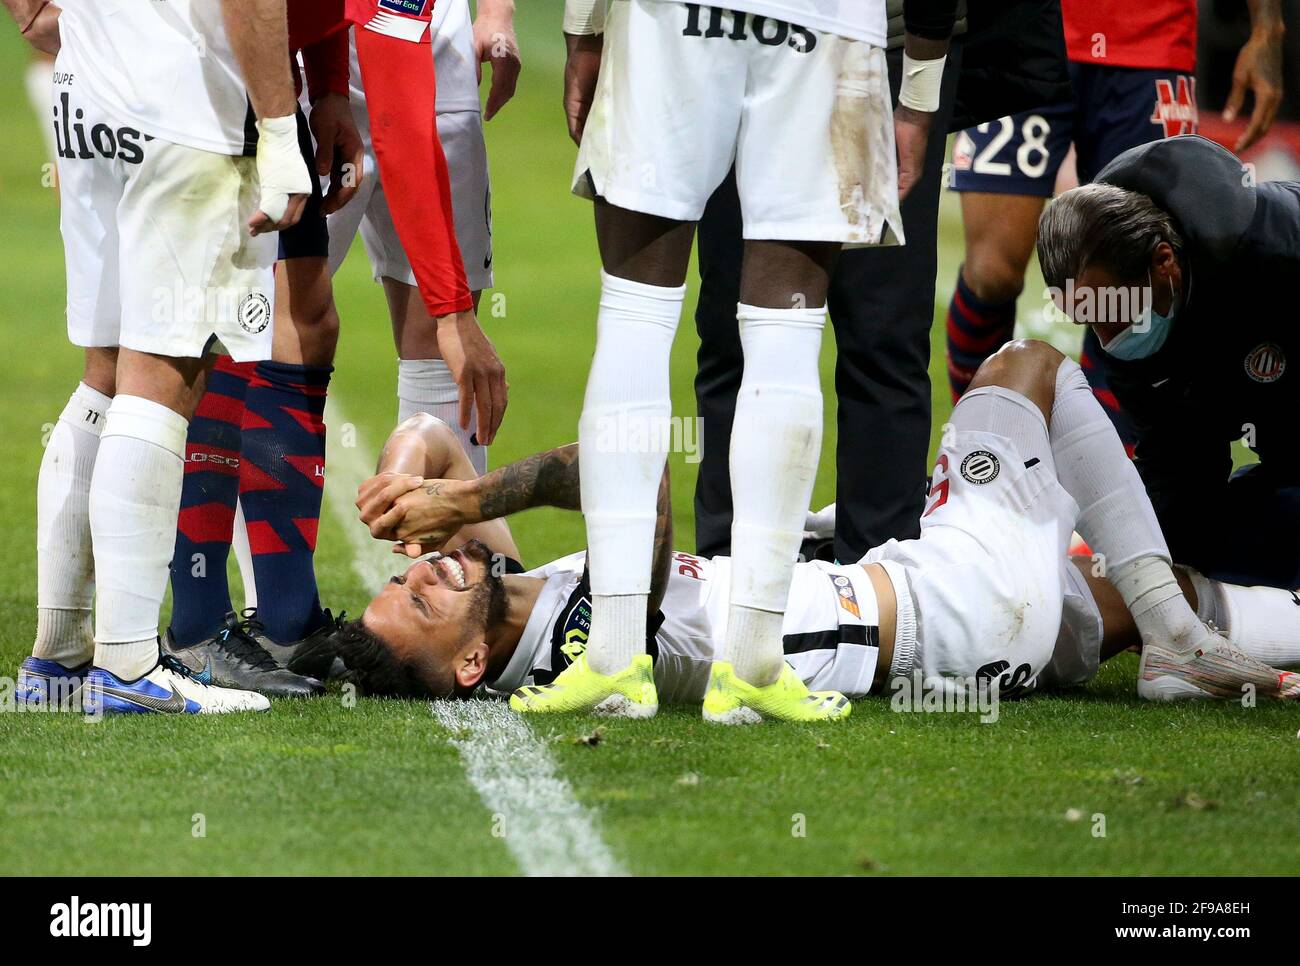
[478,443,581,518]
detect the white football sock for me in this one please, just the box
[726,303,826,686]
[579,270,683,675]
[1050,358,1206,654]
[397,358,486,474]
[232,499,257,610]
[1185,568,1300,669]
[89,394,188,680]
[33,382,109,666]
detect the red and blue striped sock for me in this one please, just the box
[945,268,1017,402]
[238,360,331,644]
[168,356,255,646]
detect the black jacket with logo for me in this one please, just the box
[1095,135,1300,568]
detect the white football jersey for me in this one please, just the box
[57,0,253,155]
[486,551,885,702]
[642,0,887,46]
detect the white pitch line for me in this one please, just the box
[432,700,627,877]
[323,396,406,590]
[322,396,626,877]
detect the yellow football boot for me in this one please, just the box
[702,661,851,724]
[510,653,658,718]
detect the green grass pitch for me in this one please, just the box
[1,10,1296,876]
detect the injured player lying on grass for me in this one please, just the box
[341,340,1300,717]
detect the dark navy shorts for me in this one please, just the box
[950,62,1199,196]
[277,108,329,260]
[1190,463,1300,590]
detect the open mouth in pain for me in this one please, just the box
[428,552,468,589]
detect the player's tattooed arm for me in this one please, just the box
[475,443,582,518]
[473,441,671,610]
[363,441,581,546]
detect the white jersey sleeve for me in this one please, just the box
[58,0,254,155]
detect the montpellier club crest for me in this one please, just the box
[237,292,271,334]
[1244,342,1286,384]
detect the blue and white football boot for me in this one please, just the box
[83,654,270,715]
[16,657,89,708]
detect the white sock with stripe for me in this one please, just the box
[33,383,109,667]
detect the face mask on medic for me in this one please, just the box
[1101,271,1178,361]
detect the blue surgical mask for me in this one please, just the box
[1102,273,1177,361]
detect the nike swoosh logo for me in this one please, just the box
[98,684,189,714]
[1152,378,1171,388]
[166,645,213,684]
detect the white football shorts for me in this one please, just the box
[325,30,493,293]
[863,390,1082,695]
[1038,559,1106,692]
[54,62,276,362]
[573,0,901,246]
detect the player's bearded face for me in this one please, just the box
[362,540,508,694]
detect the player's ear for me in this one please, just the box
[456,642,490,690]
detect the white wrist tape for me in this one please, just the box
[898,52,946,113]
[254,114,312,223]
[563,0,605,35]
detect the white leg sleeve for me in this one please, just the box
[33,382,110,666]
[1051,358,1205,653]
[90,395,188,679]
[725,303,826,686]
[578,270,683,675]
[397,358,486,474]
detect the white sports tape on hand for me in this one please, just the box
[254,114,311,224]
[899,53,946,113]
[563,0,605,35]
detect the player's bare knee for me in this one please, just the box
[962,250,1028,304]
[739,239,837,308]
[969,340,1063,418]
[297,300,341,354]
[395,410,452,439]
[82,347,118,397]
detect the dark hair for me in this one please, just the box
[332,618,432,699]
[1037,183,1183,292]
